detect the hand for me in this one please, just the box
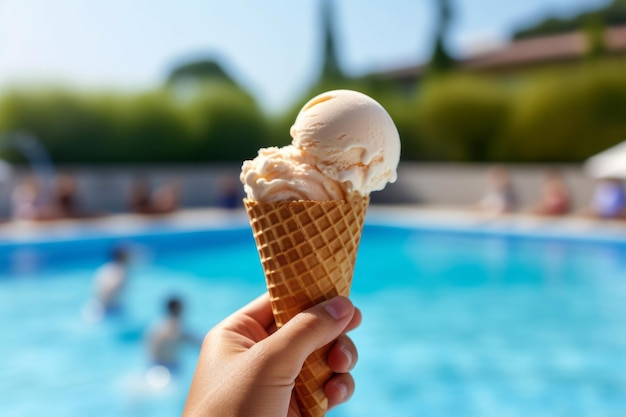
[183,293,361,417]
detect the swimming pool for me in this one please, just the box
[2,215,626,417]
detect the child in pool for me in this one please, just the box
[147,297,200,372]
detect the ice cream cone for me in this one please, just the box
[244,197,369,417]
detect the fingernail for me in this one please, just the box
[324,297,352,320]
[340,344,353,369]
[336,382,348,399]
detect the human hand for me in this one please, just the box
[183,293,361,417]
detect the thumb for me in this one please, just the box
[256,296,355,375]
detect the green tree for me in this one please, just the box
[584,13,607,60]
[496,64,626,162]
[416,75,510,161]
[319,0,345,82]
[0,85,269,163]
[0,89,119,163]
[427,0,455,75]
[166,58,238,88]
[182,84,269,161]
[514,0,626,40]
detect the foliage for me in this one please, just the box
[513,0,626,40]
[425,0,455,75]
[319,0,345,82]
[166,58,239,88]
[2,58,626,164]
[0,89,120,163]
[496,61,626,162]
[0,83,268,163]
[182,84,269,161]
[411,58,626,163]
[415,74,510,161]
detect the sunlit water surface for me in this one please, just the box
[2,224,626,417]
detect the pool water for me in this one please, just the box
[2,224,626,417]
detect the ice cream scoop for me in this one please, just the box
[241,89,400,202]
[240,146,346,202]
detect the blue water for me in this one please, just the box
[2,224,626,417]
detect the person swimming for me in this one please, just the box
[92,246,131,316]
[146,297,200,373]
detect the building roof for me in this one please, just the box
[374,24,626,82]
[464,24,626,71]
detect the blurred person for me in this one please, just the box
[530,169,571,216]
[13,173,99,220]
[54,173,104,219]
[11,176,41,220]
[183,294,360,417]
[129,178,154,214]
[51,172,90,219]
[216,174,241,210]
[151,180,180,214]
[129,178,179,215]
[92,246,131,316]
[478,166,518,215]
[10,175,57,221]
[146,297,200,375]
[585,177,626,219]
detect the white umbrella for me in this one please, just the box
[584,140,626,179]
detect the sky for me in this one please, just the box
[0,0,611,112]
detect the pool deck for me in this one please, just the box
[369,205,626,244]
[1,205,626,245]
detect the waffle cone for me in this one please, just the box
[244,197,369,417]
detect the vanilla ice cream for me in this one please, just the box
[241,89,400,202]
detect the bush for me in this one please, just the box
[182,84,269,161]
[3,60,626,164]
[0,89,119,162]
[407,60,626,162]
[0,83,268,163]
[415,74,510,161]
[496,61,626,161]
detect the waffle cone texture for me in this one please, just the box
[244,197,369,417]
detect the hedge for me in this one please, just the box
[2,60,626,164]
[0,83,269,163]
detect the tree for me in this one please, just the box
[427,0,455,74]
[166,58,239,88]
[319,0,345,82]
[513,0,626,40]
[584,13,607,60]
